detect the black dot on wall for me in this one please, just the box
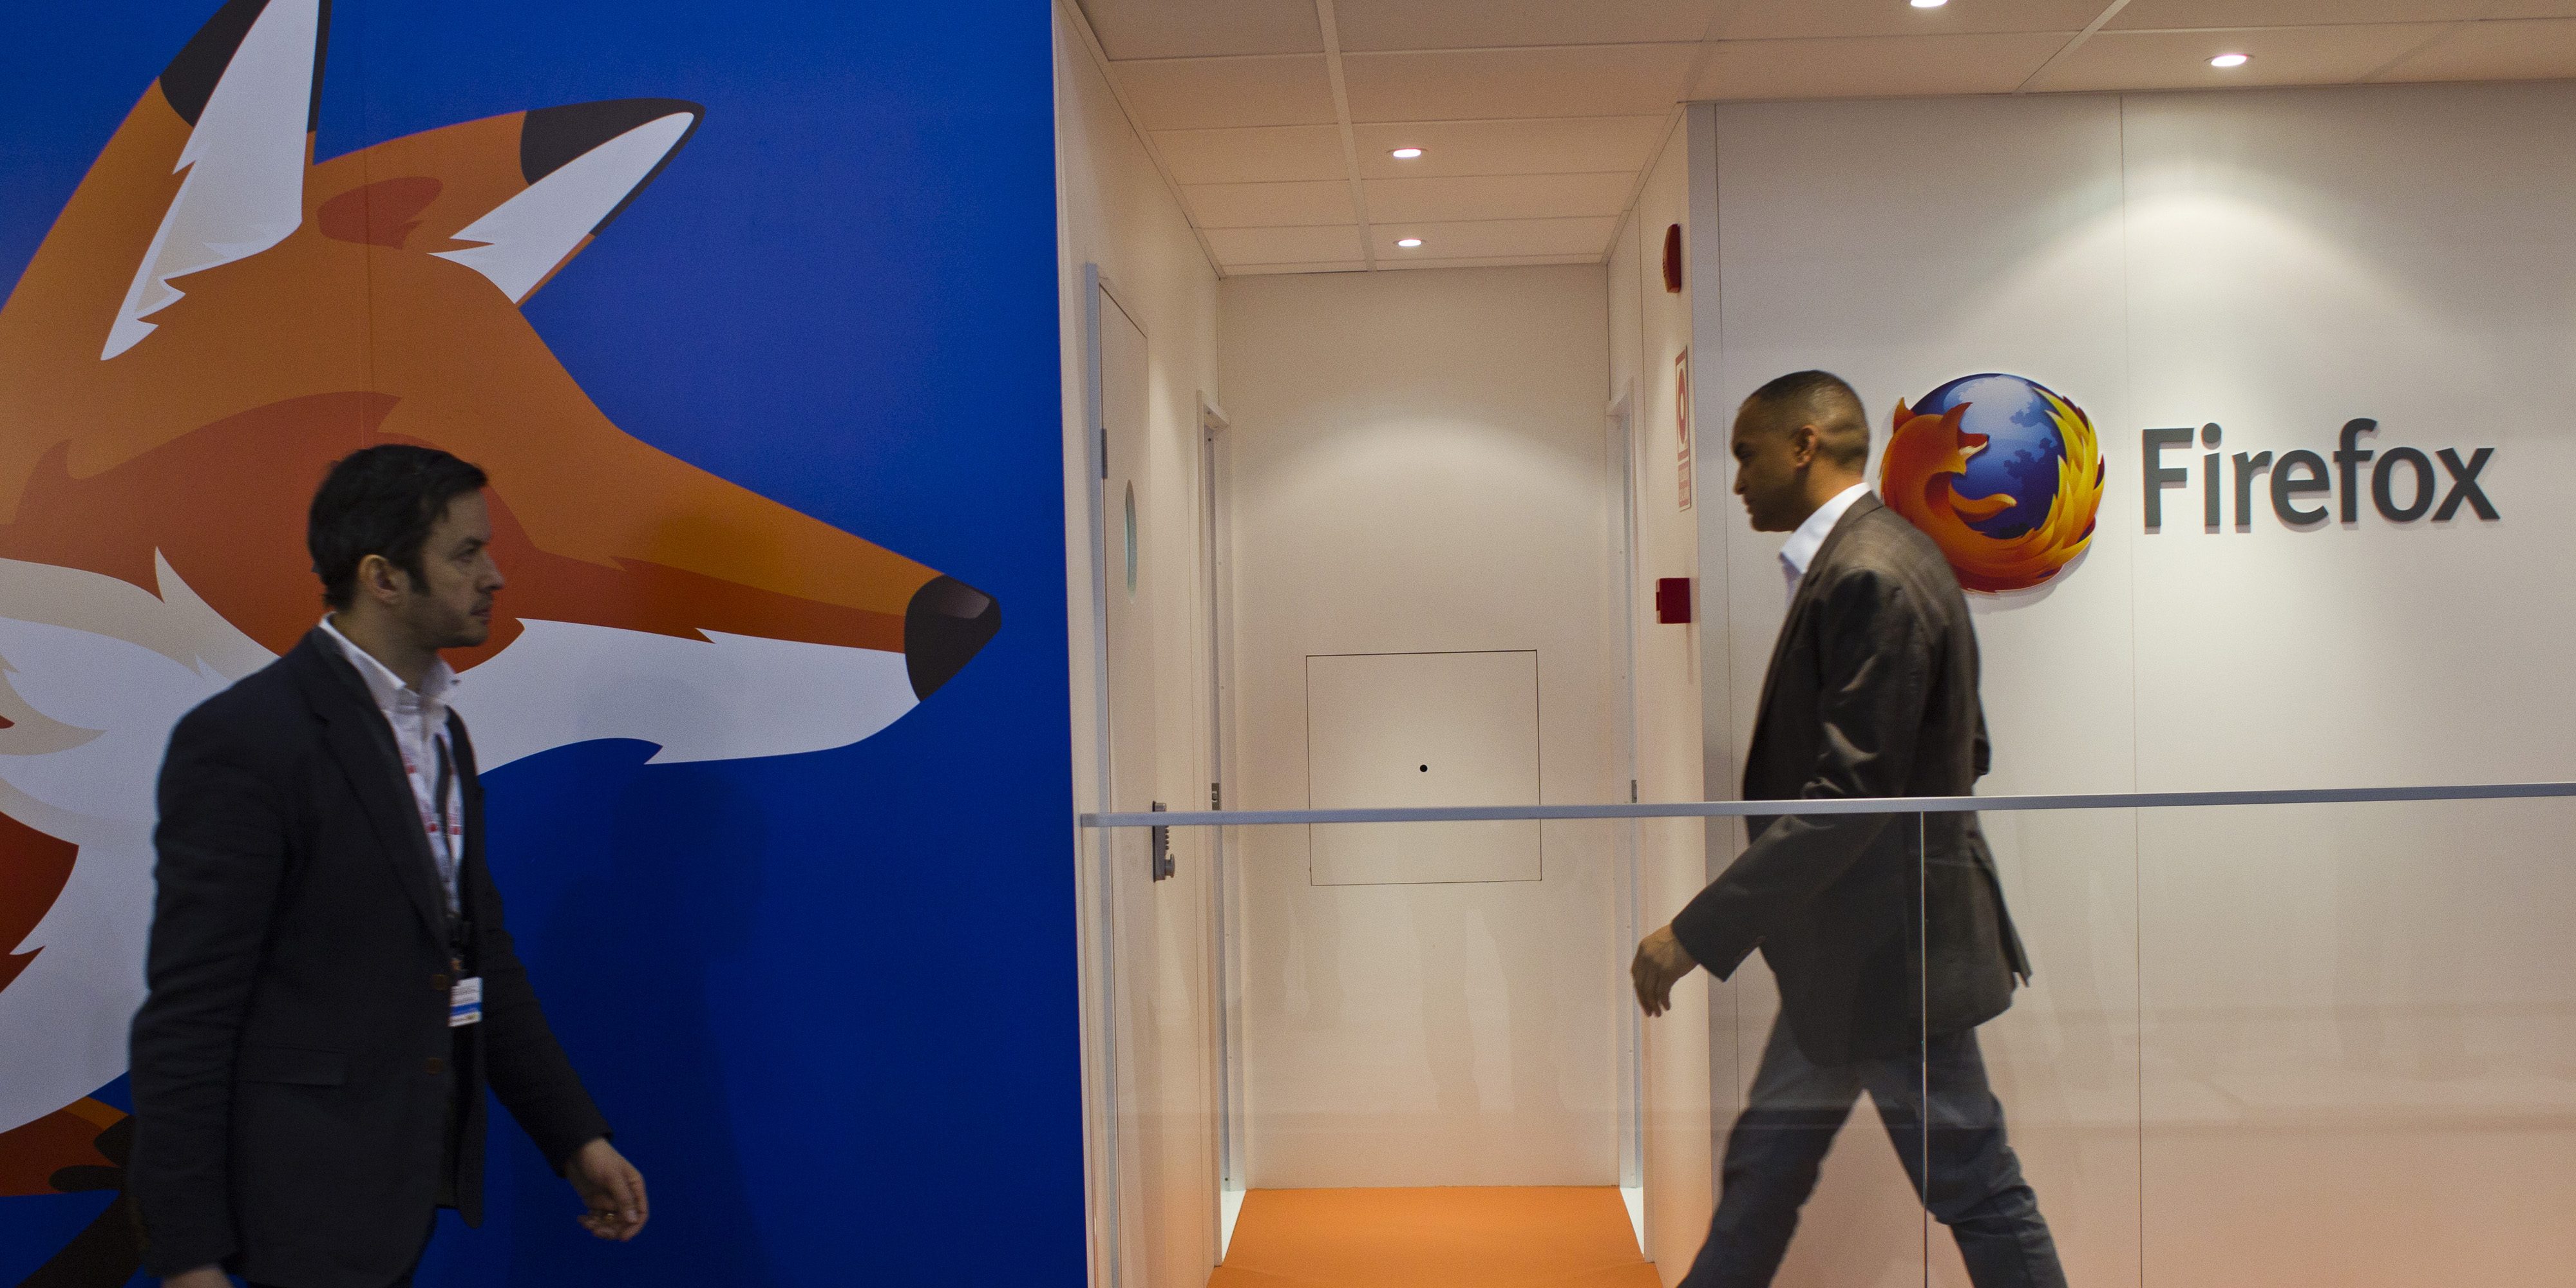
[1419,765,1428,772]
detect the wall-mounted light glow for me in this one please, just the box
[2209,52,2249,68]
[1390,147,1423,159]
[1395,238,1423,248]
[1909,0,1947,9]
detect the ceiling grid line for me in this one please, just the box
[1608,111,1685,265]
[2118,24,2470,35]
[1081,0,2576,278]
[1111,43,1712,66]
[1208,213,1628,234]
[2363,21,2471,83]
[2016,0,2137,95]
[1313,0,1378,270]
[1057,0,1227,278]
[1608,0,1745,264]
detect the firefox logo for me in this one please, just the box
[1879,373,2104,593]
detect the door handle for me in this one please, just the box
[1150,801,1173,881]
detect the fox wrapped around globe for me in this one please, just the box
[1878,373,2103,593]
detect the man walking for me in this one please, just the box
[130,446,647,1287]
[1630,372,2065,1287]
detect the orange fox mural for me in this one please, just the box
[0,0,999,1271]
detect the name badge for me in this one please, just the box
[449,976,483,1027]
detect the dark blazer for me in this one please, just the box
[129,630,609,1286]
[1671,494,2031,1066]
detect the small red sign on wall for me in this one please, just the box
[1655,577,1693,625]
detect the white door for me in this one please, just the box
[1094,279,1218,1287]
[1607,395,1647,1240]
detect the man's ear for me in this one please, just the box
[354,553,408,603]
[1786,424,1822,469]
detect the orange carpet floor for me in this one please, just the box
[1208,1186,1663,1288]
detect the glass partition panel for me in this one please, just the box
[1093,791,2576,1288]
[1097,811,1947,1288]
[1695,811,1939,1288]
[1222,817,1638,1236]
[1097,815,1696,1288]
[1095,804,1224,1288]
[1958,796,2576,1288]
[1937,804,2134,1288]
[2130,797,2576,1287]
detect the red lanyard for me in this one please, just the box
[401,728,462,907]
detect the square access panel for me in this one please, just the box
[1305,650,1542,886]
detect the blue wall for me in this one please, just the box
[0,3,1079,1283]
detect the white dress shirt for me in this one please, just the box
[1779,482,1871,600]
[317,615,463,918]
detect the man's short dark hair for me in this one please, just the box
[308,445,489,611]
[1743,369,1870,470]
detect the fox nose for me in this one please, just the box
[904,576,1001,700]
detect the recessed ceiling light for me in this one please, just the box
[2210,52,2249,68]
[1390,147,1423,159]
[1909,0,1947,8]
[1396,238,1423,249]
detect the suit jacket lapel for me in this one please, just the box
[445,708,482,913]
[1745,493,1886,787]
[289,631,448,943]
[1808,491,1881,574]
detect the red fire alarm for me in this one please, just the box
[1654,576,1693,624]
[1661,224,1683,292]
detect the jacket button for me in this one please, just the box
[425,1057,445,1074]
[432,973,451,992]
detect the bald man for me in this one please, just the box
[1630,371,2065,1287]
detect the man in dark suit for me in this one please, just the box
[1631,372,2065,1287]
[130,446,648,1288]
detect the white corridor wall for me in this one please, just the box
[1055,3,1226,1285]
[1219,265,1625,1189]
[1695,82,2576,1288]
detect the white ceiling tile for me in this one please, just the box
[2378,17,2576,79]
[1183,180,1361,227]
[1342,44,1703,121]
[1692,32,2070,99]
[1077,0,1323,59]
[1364,171,1637,222]
[1372,254,1605,270]
[1372,216,1624,259]
[1333,0,1716,52]
[1353,116,1672,176]
[2110,1,2576,30]
[1153,124,1350,185]
[1721,0,2102,40]
[1225,261,1370,274]
[1113,55,1338,130]
[1205,224,1369,263]
[2028,24,2450,91]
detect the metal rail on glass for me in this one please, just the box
[1081,780,2576,828]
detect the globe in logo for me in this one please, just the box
[1879,374,2104,593]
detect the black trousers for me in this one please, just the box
[1679,1018,2067,1288]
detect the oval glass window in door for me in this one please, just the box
[1124,480,1138,596]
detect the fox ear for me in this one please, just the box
[308,99,701,305]
[104,0,329,359]
[437,100,701,303]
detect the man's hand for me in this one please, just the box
[1631,923,1699,1017]
[164,1267,229,1288]
[567,1137,648,1241]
